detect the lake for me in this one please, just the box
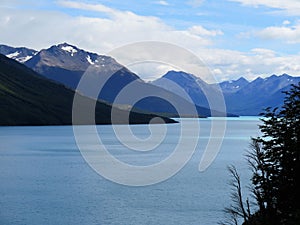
[0,117,261,225]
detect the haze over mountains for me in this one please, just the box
[1,43,299,117]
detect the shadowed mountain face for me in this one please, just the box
[0,54,176,126]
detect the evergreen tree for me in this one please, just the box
[223,83,300,225]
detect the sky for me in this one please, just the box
[1,0,300,82]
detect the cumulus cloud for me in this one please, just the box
[59,1,115,14]
[0,0,300,82]
[250,48,276,57]
[199,48,300,82]
[228,0,300,15]
[0,1,216,52]
[123,45,300,82]
[256,22,300,44]
[188,25,223,36]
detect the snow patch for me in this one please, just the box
[61,46,77,56]
[6,51,20,58]
[18,56,33,63]
[86,55,94,65]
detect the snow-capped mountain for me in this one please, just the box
[2,42,298,116]
[25,43,113,72]
[0,53,175,125]
[0,44,37,63]
[19,43,218,117]
[24,43,141,101]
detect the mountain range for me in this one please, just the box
[1,43,229,118]
[220,74,299,115]
[0,44,37,63]
[0,53,175,125]
[1,43,299,117]
[153,71,300,115]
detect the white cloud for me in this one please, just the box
[129,63,177,82]
[228,0,300,15]
[250,48,276,57]
[188,25,223,36]
[154,1,169,6]
[199,48,300,82]
[59,1,116,14]
[0,1,215,52]
[256,22,300,44]
[0,1,300,82]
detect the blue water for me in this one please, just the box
[0,117,261,225]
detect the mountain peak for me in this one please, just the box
[219,76,250,94]
[163,70,199,82]
[0,44,37,63]
[253,76,263,82]
[58,42,75,47]
[266,74,278,80]
[280,73,292,78]
[22,43,141,92]
[52,43,79,56]
[236,77,249,83]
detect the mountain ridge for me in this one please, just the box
[0,53,176,126]
[6,43,222,117]
[1,43,298,116]
[152,71,300,115]
[0,44,37,63]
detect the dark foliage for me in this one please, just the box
[223,83,300,225]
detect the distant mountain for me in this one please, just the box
[152,71,210,108]
[224,74,300,115]
[8,43,293,117]
[21,43,220,117]
[219,77,249,94]
[152,71,237,116]
[0,54,175,125]
[24,43,132,91]
[153,71,300,116]
[0,44,37,63]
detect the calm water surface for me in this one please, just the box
[0,117,261,225]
